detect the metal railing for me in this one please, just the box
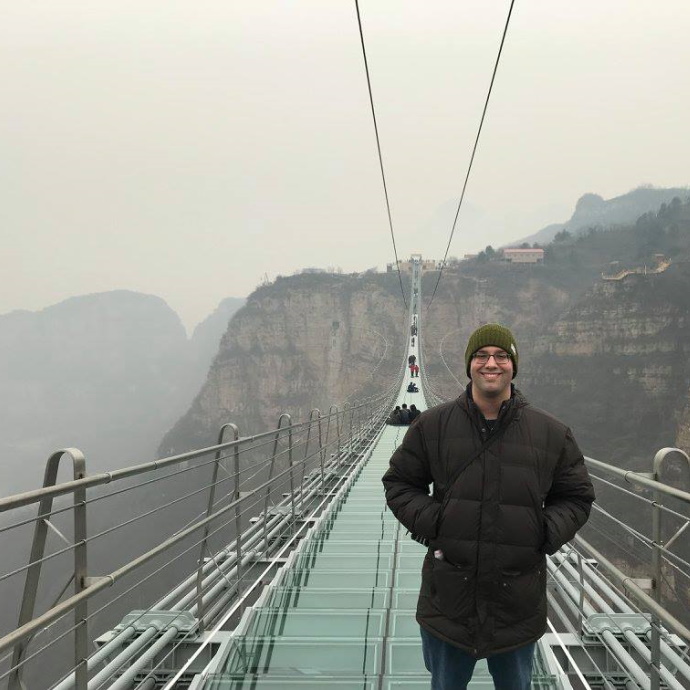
[0,391,395,690]
[545,449,690,690]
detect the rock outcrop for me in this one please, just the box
[160,273,407,454]
[421,261,690,469]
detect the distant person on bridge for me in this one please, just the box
[383,323,595,690]
[412,363,419,378]
[409,354,417,366]
[386,406,402,425]
[407,382,419,393]
[408,404,420,422]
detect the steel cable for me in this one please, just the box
[353,0,407,311]
[426,0,516,309]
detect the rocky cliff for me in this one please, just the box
[421,258,690,470]
[160,272,407,454]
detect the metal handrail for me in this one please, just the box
[0,400,385,515]
[585,454,690,505]
[0,398,391,688]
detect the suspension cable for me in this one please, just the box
[426,0,516,310]
[353,0,408,310]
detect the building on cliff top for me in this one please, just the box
[503,247,545,264]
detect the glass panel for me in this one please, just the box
[244,609,386,638]
[389,611,419,638]
[385,640,425,674]
[268,587,390,610]
[395,570,422,588]
[282,569,391,589]
[397,540,428,553]
[313,529,397,541]
[381,680,433,690]
[203,676,378,689]
[397,553,425,568]
[301,540,395,555]
[221,638,382,675]
[294,554,394,570]
[392,590,419,609]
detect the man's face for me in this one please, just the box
[469,346,513,399]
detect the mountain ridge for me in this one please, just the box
[514,185,690,247]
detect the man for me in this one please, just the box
[382,323,594,690]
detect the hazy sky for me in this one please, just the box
[3,1,690,331]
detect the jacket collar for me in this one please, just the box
[458,383,527,428]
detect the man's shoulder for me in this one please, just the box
[519,402,570,434]
[416,397,465,425]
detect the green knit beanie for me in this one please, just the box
[464,323,518,378]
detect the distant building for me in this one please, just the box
[503,248,545,264]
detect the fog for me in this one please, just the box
[3,1,690,330]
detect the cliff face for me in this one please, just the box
[160,273,407,454]
[161,262,690,469]
[421,262,690,469]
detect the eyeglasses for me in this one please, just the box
[471,351,512,364]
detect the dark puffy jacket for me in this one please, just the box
[382,389,594,658]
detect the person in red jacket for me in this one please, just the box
[383,323,594,690]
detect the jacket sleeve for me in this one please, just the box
[382,420,441,541]
[542,428,595,555]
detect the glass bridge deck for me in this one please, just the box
[196,424,561,689]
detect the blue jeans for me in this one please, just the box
[420,627,535,690]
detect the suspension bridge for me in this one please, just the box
[1,260,690,690]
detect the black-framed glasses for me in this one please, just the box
[471,351,512,364]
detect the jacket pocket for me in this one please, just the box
[495,563,546,626]
[430,558,474,619]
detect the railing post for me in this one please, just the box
[303,410,320,512]
[317,410,325,495]
[649,447,690,690]
[329,405,342,466]
[341,403,351,466]
[73,457,88,690]
[350,400,355,454]
[196,423,239,632]
[233,429,243,600]
[287,421,295,535]
[576,551,585,634]
[264,414,291,553]
[10,449,88,690]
